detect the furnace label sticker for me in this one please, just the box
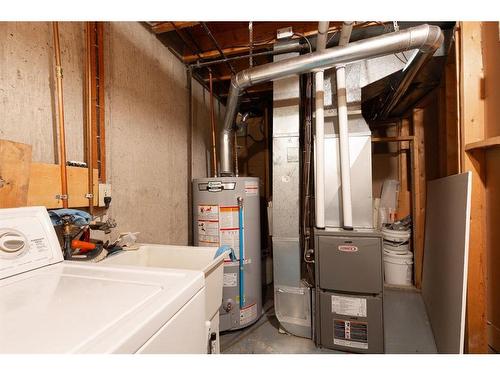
[334,319,368,350]
[240,303,257,325]
[223,272,238,287]
[244,181,259,197]
[331,295,367,318]
[198,205,219,246]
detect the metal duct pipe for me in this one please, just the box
[219,24,443,175]
[378,50,430,119]
[336,21,354,229]
[314,21,329,229]
[209,69,218,177]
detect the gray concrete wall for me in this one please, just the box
[0,21,223,244]
[0,22,85,163]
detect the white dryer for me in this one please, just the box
[0,206,207,354]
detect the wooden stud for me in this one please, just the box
[412,108,426,289]
[398,119,411,219]
[444,44,460,176]
[459,21,488,353]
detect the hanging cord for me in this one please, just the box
[293,32,312,53]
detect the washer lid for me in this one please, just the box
[0,207,63,280]
[0,262,204,353]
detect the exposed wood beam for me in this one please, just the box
[152,22,199,34]
[203,74,232,82]
[219,84,272,97]
[183,22,381,63]
[459,21,488,354]
[371,135,414,143]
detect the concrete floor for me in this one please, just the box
[220,286,437,354]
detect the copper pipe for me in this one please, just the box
[208,70,218,177]
[52,22,69,208]
[85,22,94,215]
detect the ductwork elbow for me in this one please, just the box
[417,24,444,53]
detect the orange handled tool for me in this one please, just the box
[71,239,96,253]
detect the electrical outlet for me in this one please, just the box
[98,183,111,207]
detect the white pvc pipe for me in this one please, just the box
[337,22,354,229]
[336,65,353,229]
[314,21,329,229]
[315,71,325,228]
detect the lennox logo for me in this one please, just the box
[338,245,358,253]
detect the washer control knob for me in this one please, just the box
[0,232,26,255]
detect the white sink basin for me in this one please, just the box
[101,244,227,323]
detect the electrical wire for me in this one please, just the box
[394,53,407,64]
[293,32,312,53]
[326,30,339,46]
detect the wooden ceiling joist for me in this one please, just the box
[151,22,199,34]
[183,22,382,63]
[203,74,232,82]
[219,83,273,97]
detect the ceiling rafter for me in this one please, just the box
[150,21,199,34]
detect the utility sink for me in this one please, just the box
[100,244,228,353]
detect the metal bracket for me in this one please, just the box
[85,193,93,199]
[55,66,63,78]
[277,27,293,40]
[393,21,399,32]
[56,194,68,201]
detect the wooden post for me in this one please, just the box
[411,109,426,289]
[459,22,488,353]
[398,119,411,218]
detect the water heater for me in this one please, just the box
[192,176,262,331]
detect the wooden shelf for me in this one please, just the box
[465,136,500,152]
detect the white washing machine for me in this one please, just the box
[0,206,207,354]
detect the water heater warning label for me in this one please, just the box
[219,206,242,257]
[223,272,237,287]
[244,181,259,196]
[198,205,219,247]
[331,295,367,317]
[240,303,257,325]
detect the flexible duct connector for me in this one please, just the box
[219,24,443,175]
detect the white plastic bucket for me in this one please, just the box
[381,227,411,243]
[383,241,409,254]
[383,250,413,286]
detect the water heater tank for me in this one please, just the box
[192,176,262,331]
